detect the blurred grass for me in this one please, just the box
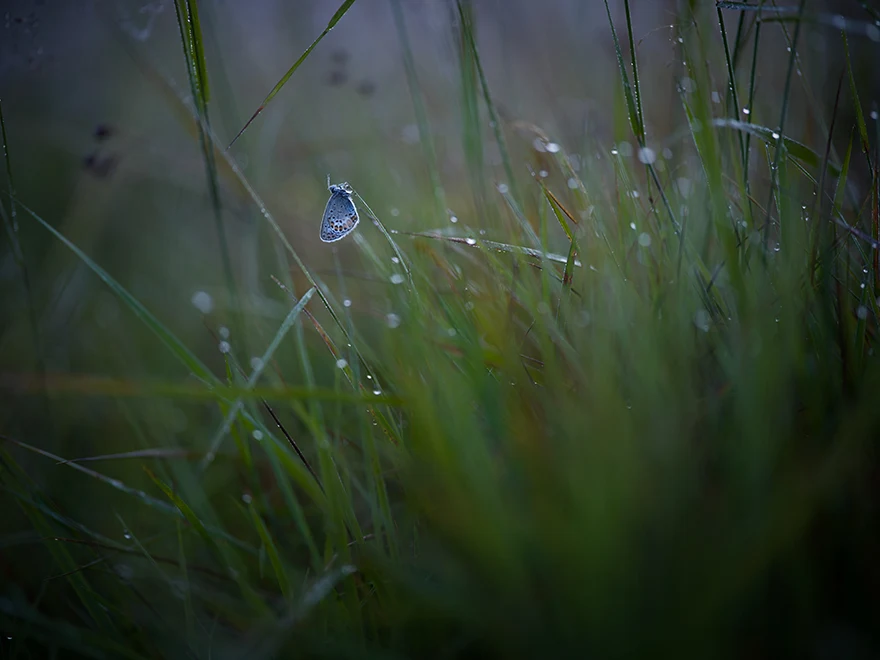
[2,0,880,658]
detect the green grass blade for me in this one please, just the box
[226,0,358,149]
[457,0,522,209]
[248,503,292,602]
[201,287,316,468]
[14,201,216,383]
[604,0,643,143]
[1,372,401,406]
[402,230,581,266]
[713,119,841,177]
[173,0,242,352]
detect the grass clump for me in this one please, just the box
[1,1,880,658]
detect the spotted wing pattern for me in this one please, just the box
[320,183,360,243]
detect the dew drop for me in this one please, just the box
[343,298,352,307]
[638,232,652,247]
[219,326,230,339]
[218,341,231,354]
[465,237,477,246]
[391,256,400,264]
[386,313,401,328]
[545,142,561,153]
[742,107,751,116]
[242,493,252,504]
[191,290,214,314]
[390,273,405,284]
[336,358,348,369]
[252,430,264,441]
[390,208,400,217]
[857,305,868,320]
[567,177,578,189]
[249,357,263,371]
[496,183,509,194]
[637,147,657,164]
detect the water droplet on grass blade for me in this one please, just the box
[637,147,657,164]
[694,309,710,332]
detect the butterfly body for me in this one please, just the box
[320,180,359,243]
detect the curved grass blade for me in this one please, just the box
[15,201,217,384]
[2,435,178,516]
[402,230,581,266]
[713,119,841,177]
[0,372,401,406]
[456,0,522,208]
[226,0,358,149]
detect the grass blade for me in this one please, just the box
[226,0,358,149]
[201,287,316,468]
[14,201,216,383]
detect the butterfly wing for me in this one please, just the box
[320,191,360,243]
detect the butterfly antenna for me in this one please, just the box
[326,173,331,189]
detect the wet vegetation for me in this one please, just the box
[1,0,880,657]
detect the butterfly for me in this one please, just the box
[320,176,360,243]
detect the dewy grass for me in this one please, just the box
[2,1,880,658]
